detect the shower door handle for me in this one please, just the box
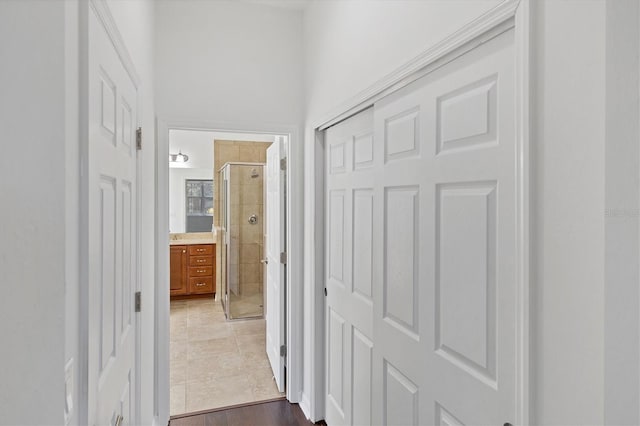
[261,259,268,264]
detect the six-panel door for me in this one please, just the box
[325,28,519,426]
[88,7,139,425]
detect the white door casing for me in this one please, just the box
[87,7,139,426]
[266,137,286,392]
[324,28,520,426]
[324,108,375,426]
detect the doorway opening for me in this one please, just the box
[163,128,289,417]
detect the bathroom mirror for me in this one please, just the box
[169,129,214,234]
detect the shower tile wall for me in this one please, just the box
[213,140,270,228]
[213,140,271,312]
[225,165,265,318]
[238,165,264,298]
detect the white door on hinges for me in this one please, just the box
[86,7,140,426]
[265,136,287,392]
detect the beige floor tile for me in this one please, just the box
[170,319,188,343]
[170,343,187,362]
[186,351,247,383]
[187,337,238,361]
[249,368,283,401]
[170,383,186,416]
[170,297,277,416]
[170,359,187,386]
[231,319,265,336]
[236,334,266,354]
[187,322,233,341]
[170,306,188,317]
[187,312,227,327]
[240,351,271,370]
[170,313,188,325]
[185,356,220,383]
[189,299,223,312]
[185,374,255,413]
[170,300,188,309]
[252,385,284,401]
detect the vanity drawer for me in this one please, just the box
[188,244,213,256]
[189,276,213,294]
[189,255,213,266]
[190,266,213,277]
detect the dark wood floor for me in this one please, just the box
[170,399,323,426]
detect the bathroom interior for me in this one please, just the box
[168,129,283,416]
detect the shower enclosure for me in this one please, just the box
[219,162,265,320]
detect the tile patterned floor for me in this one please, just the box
[170,298,283,416]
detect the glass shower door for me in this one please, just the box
[220,163,265,320]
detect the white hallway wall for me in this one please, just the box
[302,0,501,121]
[1,0,155,424]
[154,0,304,125]
[532,0,640,424]
[0,1,66,424]
[603,1,640,424]
[303,0,640,424]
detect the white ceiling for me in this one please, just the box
[169,129,276,169]
[240,0,311,11]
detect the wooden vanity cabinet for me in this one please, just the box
[170,245,188,296]
[170,243,215,298]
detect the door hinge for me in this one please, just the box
[136,127,142,151]
[280,157,287,171]
[280,344,287,357]
[135,291,141,312]
[280,251,287,264]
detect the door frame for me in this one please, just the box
[78,0,144,424]
[154,118,303,424]
[304,0,531,423]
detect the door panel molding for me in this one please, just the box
[88,0,141,89]
[307,0,531,423]
[79,1,143,425]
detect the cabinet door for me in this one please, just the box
[170,245,188,296]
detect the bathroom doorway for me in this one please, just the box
[161,128,290,417]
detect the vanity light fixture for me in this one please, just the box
[169,150,189,163]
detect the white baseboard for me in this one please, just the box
[153,415,168,426]
[299,393,311,421]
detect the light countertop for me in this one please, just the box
[169,232,215,246]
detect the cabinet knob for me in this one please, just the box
[182,250,186,253]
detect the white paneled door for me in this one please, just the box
[325,28,520,426]
[87,7,139,426]
[325,108,375,426]
[266,137,286,392]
